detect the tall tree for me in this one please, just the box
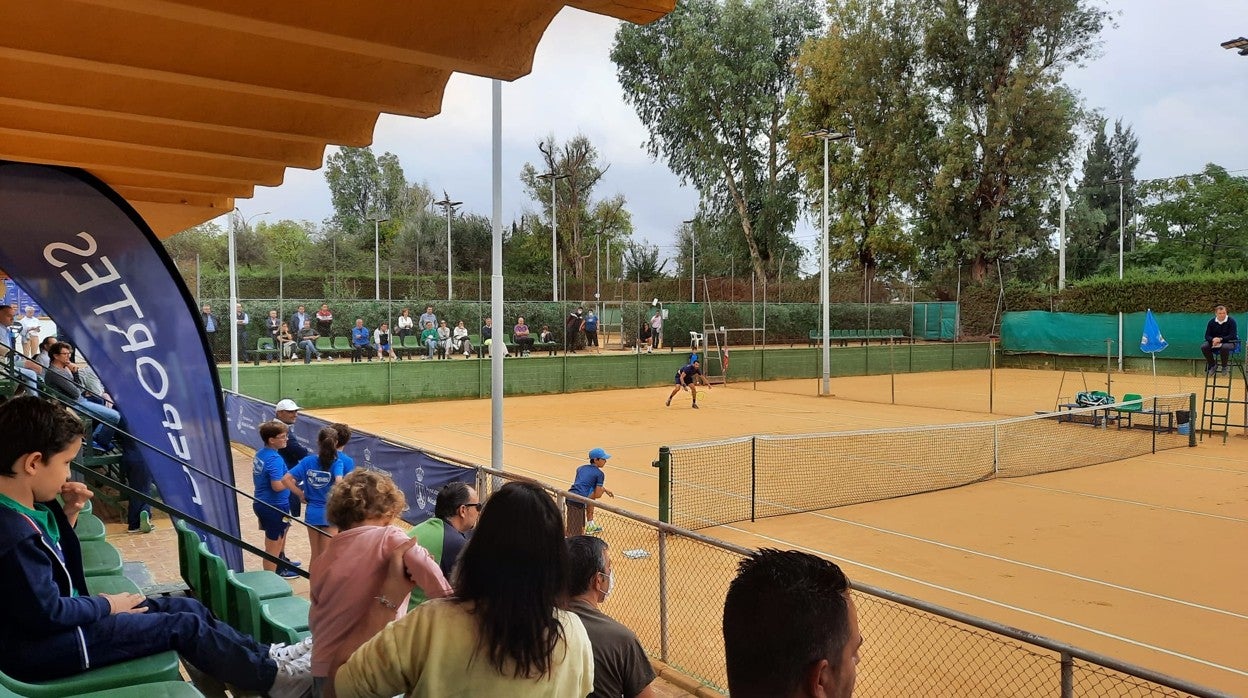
[520,134,613,278]
[1135,164,1248,272]
[623,241,668,281]
[612,0,822,280]
[791,0,932,286]
[324,146,407,241]
[1066,118,1141,279]
[918,0,1109,282]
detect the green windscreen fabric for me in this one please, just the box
[1001,311,1245,360]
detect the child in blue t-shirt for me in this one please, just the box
[254,420,300,578]
[328,422,355,475]
[566,447,614,536]
[284,426,345,563]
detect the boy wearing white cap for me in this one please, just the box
[566,448,614,536]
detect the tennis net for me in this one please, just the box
[663,393,1195,530]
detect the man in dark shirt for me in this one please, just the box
[566,535,655,698]
[1202,304,1239,374]
[406,482,480,609]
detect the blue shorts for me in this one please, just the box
[380,343,391,352]
[253,501,290,541]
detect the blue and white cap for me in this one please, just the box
[588,447,611,460]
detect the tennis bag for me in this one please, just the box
[1075,391,1114,407]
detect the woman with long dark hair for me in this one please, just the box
[334,481,593,697]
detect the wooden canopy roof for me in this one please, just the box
[0,0,674,237]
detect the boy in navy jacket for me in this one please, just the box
[0,396,311,696]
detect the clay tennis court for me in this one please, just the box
[310,368,1248,695]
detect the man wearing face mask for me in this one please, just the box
[566,535,655,698]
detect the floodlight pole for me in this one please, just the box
[229,209,268,392]
[369,214,389,301]
[539,171,570,302]
[1108,177,1128,371]
[435,197,462,300]
[683,218,697,302]
[804,128,853,396]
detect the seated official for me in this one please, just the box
[1202,304,1239,375]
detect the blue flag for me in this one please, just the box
[1140,309,1168,354]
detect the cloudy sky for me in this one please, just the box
[219,0,1248,275]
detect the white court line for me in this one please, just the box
[802,511,1248,622]
[723,525,1248,680]
[1004,481,1248,524]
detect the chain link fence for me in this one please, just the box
[472,466,1231,698]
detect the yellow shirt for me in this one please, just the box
[335,598,594,698]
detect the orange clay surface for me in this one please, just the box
[292,369,1248,695]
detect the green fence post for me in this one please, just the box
[1189,392,1197,448]
[653,446,671,524]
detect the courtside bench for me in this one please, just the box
[808,329,911,346]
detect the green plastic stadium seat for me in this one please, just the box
[0,651,182,697]
[85,574,141,596]
[315,337,334,356]
[173,519,202,592]
[1119,393,1143,412]
[259,595,311,645]
[74,512,106,541]
[199,541,293,633]
[332,336,352,353]
[79,540,122,577]
[0,680,203,698]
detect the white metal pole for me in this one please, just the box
[228,214,239,392]
[1123,181,1133,377]
[491,80,504,473]
[595,235,601,305]
[691,229,696,303]
[551,180,559,303]
[1058,183,1067,290]
[446,205,453,301]
[821,136,831,396]
[374,218,381,301]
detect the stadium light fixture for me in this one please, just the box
[803,127,855,396]
[435,197,462,300]
[1221,37,1248,55]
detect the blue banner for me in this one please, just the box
[0,162,243,569]
[2,280,46,318]
[224,392,475,523]
[1140,309,1168,354]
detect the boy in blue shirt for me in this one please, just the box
[254,420,301,578]
[566,448,614,536]
[0,397,311,696]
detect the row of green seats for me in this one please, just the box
[175,520,310,645]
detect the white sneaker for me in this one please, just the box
[270,636,313,662]
[268,638,313,698]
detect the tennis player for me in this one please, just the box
[666,357,711,409]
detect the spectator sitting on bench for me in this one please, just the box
[513,317,535,356]
[437,320,453,359]
[453,321,473,358]
[0,397,313,697]
[351,319,375,362]
[421,321,440,360]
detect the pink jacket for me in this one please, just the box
[309,525,452,682]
